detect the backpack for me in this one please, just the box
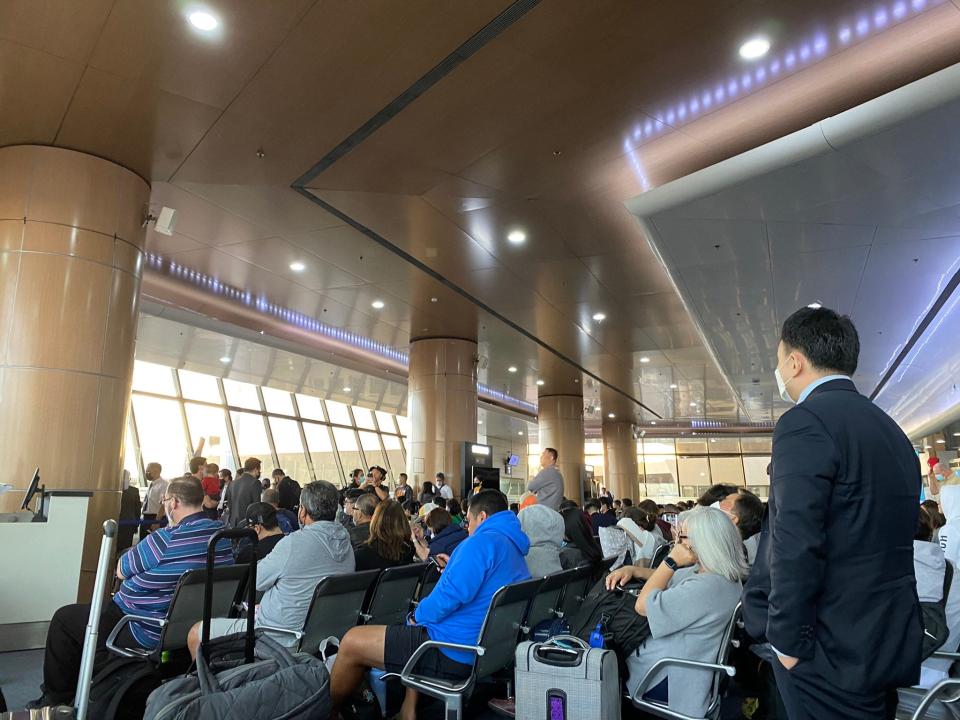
[921,562,954,661]
[568,578,650,659]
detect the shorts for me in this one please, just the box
[383,625,473,681]
[205,617,298,648]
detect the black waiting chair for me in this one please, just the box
[522,568,579,635]
[361,563,428,626]
[554,564,595,621]
[651,541,673,569]
[385,578,543,720]
[629,603,741,720]
[105,564,250,661]
[297,569,380,655]
[591,555,619,583]
[412,562,442,608]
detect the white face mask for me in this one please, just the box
[775,365,794,404]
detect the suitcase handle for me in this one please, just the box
[535,645,584,666]
[203,527,257,664]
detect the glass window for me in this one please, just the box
[325,400,352,426]
[381,433,405,479]
[359,431,388,477]
[177,369,221,403]
[223,379,261,410]
[396,414,410,437]
[352,407,377,430]
[230,411,272,463]
[677,455,711,498]
[710,456,745,486]
[123,417,142,487]
[303,423,340,484]
[132,395,188,478]
[185,403,236,473]
[261,386,294,416]
[676,438,708,454]
[269,417,311,483]
[642,439,676,455]
[740,436,773,454]
[375,411,397,434]
[296,394,325,421]
[641,454,678,499]
[743,456,772,498]
[132,361,176,396]
[709,437,741,454]
[332,427,363,481]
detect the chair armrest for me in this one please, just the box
[931,650,960,661]
[911,678,960,720]
[105,614,167,658]
[383,640,484,695]
[256,625,303,642]
[632,657,735,703]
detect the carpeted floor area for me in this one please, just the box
[0,648,43,712]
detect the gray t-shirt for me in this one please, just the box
[626,567,742,716]
[254,520,355,635]
[527,466,564,511]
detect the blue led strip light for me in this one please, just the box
[145,252,537,413]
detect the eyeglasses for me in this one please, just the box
[677,534,689,541]
[161,496,174,504]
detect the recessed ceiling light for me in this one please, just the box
[937,439,946,444]
[690,402,697,407]
[536,379,545,386]
[925,445,933,449]
[188,10,219,32]
[507,230,526,244]
[219,356,230,363]
[518,431,524,436]
[342,386,351,392]
[954,432,960,437]
[592,312,606,322]
[640,356,650,363]
[508,366,518,373]
[371,300,385,310]
[651,421,657,425]
[478,420,483,425]
[607,413,615,419]
[430,297,438,303]
[710,438,716,443]
[289,261,306,272]
[669,383,678,389]
[739,36,771,60]
[807,302,823,309]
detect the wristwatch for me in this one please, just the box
[663,556,680,572]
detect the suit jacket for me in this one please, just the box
[225,473,264,528]
[742,378,923,692]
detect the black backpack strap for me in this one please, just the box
[941,561,954,608]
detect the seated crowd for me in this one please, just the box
[34,458,835,719]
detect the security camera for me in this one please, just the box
[143,206,177,236]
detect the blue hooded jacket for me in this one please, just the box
[414,509,531,664]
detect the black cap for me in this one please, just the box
[242,502,277,528]
[344,488,365,502]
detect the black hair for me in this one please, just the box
[697,484,740,507]
[509,502,520,514]
[561,507,602,563]
[621,498,632,507]
[244,501,278,530]
[558,499,578,512]
[780,306,859,375]
[916,508,934,542]
[584,500,600,512]
[731,492,763,539]
[467,489,508,517]
[446,498,461,516]
[434,497,447,511]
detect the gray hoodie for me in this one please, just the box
[519,505,564,577]
[255,520,355,633]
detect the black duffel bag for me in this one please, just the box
[567,578,651,663]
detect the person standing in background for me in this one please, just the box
[217,468,232,516]
[201,462,220,518]
[117,470,141,553]
[527,447,563,511]
[744,306,922,720]
[226,457,264,528]
[436,472,454,501]
[139,462,167,540]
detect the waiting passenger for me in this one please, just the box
[340,487,363,530]
[261,487,297,534]
[617,506,668,567]
[435,471,454,501]
[696,483,740,508]
[638,498,671,540]
[446,498,464,526]
[418,480,435,506]
[276,473,301,512]
[30,477,231,708]
[939,471,960,565]
[236,502,285,563]
[395,472,413,503]
[718,491,763,565]
[915,507,960,689]
[349,492,379,547]
[225,457,264,528]
[527,447,563,510]
[216,468,232,514]
[361,465,390,502]
[606,506,747,716]
[330,490,531,717]
[588,498,616,531]
[412,508,468,560]
[200,461,220,518]
[140,461,167,540]
[519,504,565,577]
[354,500,416,571]
[188,481,354,653]
[560,505,603,569]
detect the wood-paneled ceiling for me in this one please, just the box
[5,0,960,423]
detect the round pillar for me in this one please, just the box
[407,338,478,497]
[537,394,585,503]
[603,421,639,501]
[0,145,148,598]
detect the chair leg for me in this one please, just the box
[444,693,463,720]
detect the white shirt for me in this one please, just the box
[143,477,168,515]
[438,483,454,500]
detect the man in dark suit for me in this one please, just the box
[743,306,922,720]
[225,457,264,528]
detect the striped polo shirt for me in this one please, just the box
[114,511,233,648]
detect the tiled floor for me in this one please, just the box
[0,648,43,711]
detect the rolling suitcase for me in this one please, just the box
[514,637,621,720]
[0,520,118,720]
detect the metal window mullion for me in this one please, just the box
[257,386,280,470]
[376,431,392,486]
[218,378,241,470]
[291,394,316,483]
[171,369,194,465]
[327,422,347,485]
[127,399,145,487]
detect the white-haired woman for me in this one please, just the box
[606,506,748,716]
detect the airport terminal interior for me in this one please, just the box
[3,1,960,718]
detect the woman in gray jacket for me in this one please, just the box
[519,504,565,577]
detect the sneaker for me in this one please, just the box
[487,696,516,718]
[25,693,72,710]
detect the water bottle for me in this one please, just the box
[589,619,606,649]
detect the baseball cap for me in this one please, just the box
[241,502,277,528]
